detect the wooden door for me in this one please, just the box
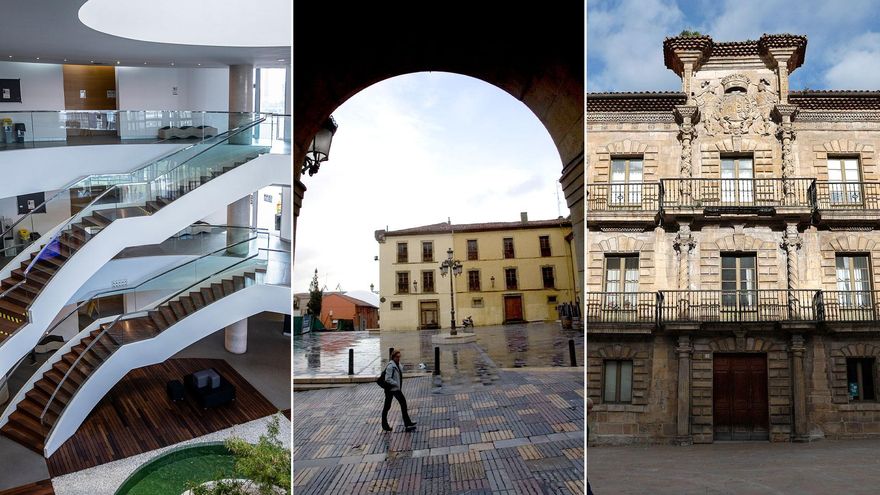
[503,295,523,323]
[713,354,769,440]
[419,300,439,329]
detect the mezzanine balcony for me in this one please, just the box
[813,182,880,226]
[660,178,814,221]
[657,289,821,324]
[586,182,661,228]
[587,288,880,331]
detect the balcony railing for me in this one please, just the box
[586,183,660,212]
[820,291,880,321]
[813,182,880,211]
[586,292,657,323]
[657,289,821,323]
[661,178,814,210]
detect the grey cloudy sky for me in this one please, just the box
[293,72,568,293]
[588,0,880,92]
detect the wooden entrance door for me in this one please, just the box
[713,354,769,440]
[419,300,439,329]
[503,295,523,323]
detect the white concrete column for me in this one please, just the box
[229,64,254,144]
[227,195,252,255]
[280,186,291,242]
[224,318,248,354]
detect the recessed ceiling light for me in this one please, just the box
[36,57,40,60]
[116,61,121,64]
[170,62,175,66]
[64,59,68,62]
[277,59,285,62]
[8,56,12,59]
[197,63,201,66]
[143,62,148,65]
[91,60,94,63]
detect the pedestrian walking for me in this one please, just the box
[381,350,416,431]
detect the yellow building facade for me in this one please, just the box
[375,217,577,331]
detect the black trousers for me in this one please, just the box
[382,390,412,427]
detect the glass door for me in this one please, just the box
[828,158,862,206]
[610,158,643,206]
[721,254,757,320]
[721,157,754,205]
[604,256,639,319]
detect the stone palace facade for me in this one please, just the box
[587,33,880,445]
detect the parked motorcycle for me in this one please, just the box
[462,316,474,328]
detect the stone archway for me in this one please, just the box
[293,2,584,290]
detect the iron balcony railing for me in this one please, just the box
[820,291,880,322]
[586,183,660,212]
[586,291,658,323]
[813,182,880,211]
[660,178,814,210]
[658,289,821,323]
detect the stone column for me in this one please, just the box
[790,334,809,441]
[766,48,798,105]
[674,106,698,205]
[227,196,251,255]
[675,335,694,445]
[224,319,248,354]
[782,223,802,318]
[775,104,799,204]
[229,64,255,144]
[673,223,696,319]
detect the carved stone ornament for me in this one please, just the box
[694,73,778,137]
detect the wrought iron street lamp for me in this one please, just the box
[301,116,338,177]
[439,247,463,335]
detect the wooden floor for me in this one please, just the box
[46,358,277,477]
[0,480,54,495]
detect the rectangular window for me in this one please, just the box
[609,157,643,205]
[547,295,558,303]
[721,254,757,318]
[396,271,410,294]
[422,241,434,262]
[467,239,479,260]
[542,266,555,289]
[468,270,481,292]
[422,270,435,293]
[836,254,872,309]
[505,268,518,290]
[503,238,515,259]
[847,358,876,401]
[720,155,754,205]
[603,360,633,403]
[539,235,551,257]
[472,297,484,308]
[390,301,403,310]
[396,242,408,263]
[604,255,638,309]
[828,157,863,206]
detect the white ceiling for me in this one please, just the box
[0,0,290,68]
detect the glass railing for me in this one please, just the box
[0,114,280,343]
[41,232,281,424]
[0,110,291,149]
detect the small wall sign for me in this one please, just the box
[107,90,116,98]
[0,79,22,102]
[79,89,87,99]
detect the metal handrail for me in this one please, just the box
[21,117,267,280]
[37,226,266,340]
[39,236,271,424]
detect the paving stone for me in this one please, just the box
[294,369,584,494]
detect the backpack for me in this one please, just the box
[376,367,392,390]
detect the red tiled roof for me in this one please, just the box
[380,218,571,237]
[587,92,686,113]
[790,91,880,110]
[663,33,807,75]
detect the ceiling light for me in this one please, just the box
[197,63,201,66]
[36,57,40,60]
[116,61,121,64]
[64,59,68,62]
[91,60,94,63]
[277,59,285,62]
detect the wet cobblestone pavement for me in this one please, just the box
[293,369,584,494]
[293,323,585,379]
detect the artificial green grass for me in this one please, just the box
[116,444,242,495]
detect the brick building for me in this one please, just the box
[588,33,880,445]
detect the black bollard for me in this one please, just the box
[569,339,577,367]
[348,348,354,375]
[434,346,440,375]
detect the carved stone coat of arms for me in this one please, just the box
[694,73,777,137]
